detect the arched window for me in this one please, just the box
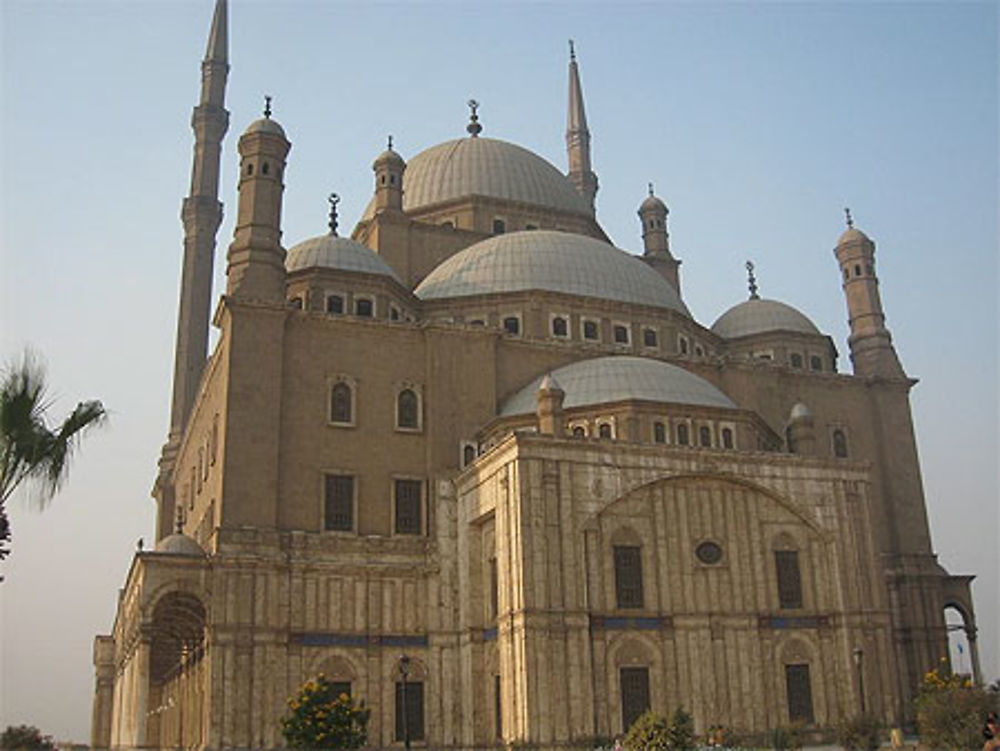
[613,545,643,609]
[676,423,689,446]
[462,443,476,467]
[582,320,599,340]
[653,421,666,444]
[397,389,419,429]
[643,328,658,348]
[833,428,848,458]
[810,355,823,372]
[790,353,803,369]
[330,382,352,424]
[287,296,303,309]
[613,324,630,344]
[699,426,711,447]
[502,316,520,336]
[721,427,734,449]
[572,425,586,438]
[551,317,568,337]
[355,298,374,317]
[492,218,506,235]
[598,423,613,439]
[678,336,689,355]
[775,546,803,609]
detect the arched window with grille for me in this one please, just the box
[330,382,353,425]
[833,428,848,458]
[397,388,420,430]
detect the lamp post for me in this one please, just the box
[399,654,411,750]
[852,647,866,714]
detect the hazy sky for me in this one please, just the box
[1,0,996,741]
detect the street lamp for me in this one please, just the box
[399,654,411,750]
[852,647,866,714]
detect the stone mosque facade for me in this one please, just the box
[90,2,981,748]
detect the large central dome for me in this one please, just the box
[401,137,591,215]
[414,230,690,315]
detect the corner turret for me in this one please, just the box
[372,136,405,213]
[834,209,904,378]
[638,184,682,295]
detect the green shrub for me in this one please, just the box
[622,708,696,751]
[769,723,803,750]
[915,660,997,751]
[280,674,370,749]
[836,713,882,751]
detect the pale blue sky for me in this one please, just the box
[1,0,997,741]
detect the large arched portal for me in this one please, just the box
[146,591,208,749]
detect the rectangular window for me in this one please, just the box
[489,557,499,620]
[614,545,644,609]
[355,298,374,317]
[326,294,344,314]
[503,316,520,336]
[583,320,599,340]
[785,664,814,723]
[620,666,650,733]
[613,324,630,344]
[324,474,354,531]
[395,681,425,741]
[643,328,658,348]
[775,550,803,609]
[395,479,422,535]
[494,674,502,739]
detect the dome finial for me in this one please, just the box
[387,134,393,151]
[746,260,760,300]
[648,182,654,197]
[569,39,576,61]
[263,94,273,119]
[844,206,854,229]
[328,193,340,236]
[466,99,482,137]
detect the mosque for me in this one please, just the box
[90,1,981,748]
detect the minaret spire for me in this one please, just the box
[158,0,230,540]
[566,40,598,214]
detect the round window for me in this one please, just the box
[695,541,723,565]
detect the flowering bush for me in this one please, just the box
[915,658,996,751]
[623,708,696,751]
[280,674,370,749]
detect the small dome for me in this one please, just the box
[639,193,667,214]
[501,356,735,416]
[711,298,820,339]
[837,226,873,246]
[415,230,690,315]
[285,235,403,283]
[374,148,405,168]
[155,533,206,557]
[244,117,286,138]
[789,402,812,421]
[364,137,590,219]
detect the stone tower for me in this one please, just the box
[566,41,598,213]
[638,184,682,294]
[372,139,406,213]
[834,211,904,379]
[157,0,229,540]
[225,102,291,303]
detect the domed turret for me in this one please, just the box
[786,401,816,455]
[372,137,405,212]
[638,183,681,294]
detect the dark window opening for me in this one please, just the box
[463,444,476,467]
[620,667,650,733]
[614,545,643,609]
[552,317,568,337]
[489,557,498,620]
[390,307,401,321]
[696,541,723,565]
[246,163,253,176]
[355,298,373,317]
[643,329,657,347]
[699,426,712,447]
[833,429,848,458]
[785,664,814,724]
[598,423,613,439]
[843,268,850,281]
[614,325,629,344]
[380,174,386,185]
[775,550,803,609]
[854,264,862,277]
[288,296,303,309]
[390,174,396,184]
[790,353,803,368]
[493,219,506,235]
[525,224,538,230]
[503,316,520,336]
[262,162,269,175]
[397,389,419,429]
[395,680,425,741]
[330,382,352,423]
[810,355,822,371]
[653,422,666,444]
[677,423,689,446]
[722,427,734,449]
[494,674,502,739]
[679,337,689,355]
[695,345,704,357]
[330,681,352,700]
[326,295,344,314]
[441,221,453,229]
[324,475,353,532]
[394,479,422,535]
[583,320,599,340]
[572,425,586,438]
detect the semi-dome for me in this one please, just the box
[500,356,735,416]
[155,532,206,557]
[414,230,690,315]
[393,137,591,216]
[711,298,820,339]
[285,235,403,283]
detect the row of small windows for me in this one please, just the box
[612,543,802,609]
[287,293,404,322]
[842,261,874,281]
[566,418,736,450]
[324,474,424,535]
[491,218,540,235]
[330,382,421,431]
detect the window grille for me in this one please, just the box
[330,382,352,423]
[394,681,425,741]
[395,479,422,534]
[397,389,419,429]
[775,550,803,609]
[324,475,353,531]
[620,667,650,732]
[785,664,814,723]
[614,545,643,609]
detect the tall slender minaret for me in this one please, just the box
[834,209,904,378]
[566,40,598,214]
[168,0,229,446]
[156,0,229,539]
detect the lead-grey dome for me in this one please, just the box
[285,235,403,283]
[711,298,820,339]
[380,137,591,216]
[414,230,690,315]
[500,356,735,416]
[244,117,286,138]
[155,533,206,557]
